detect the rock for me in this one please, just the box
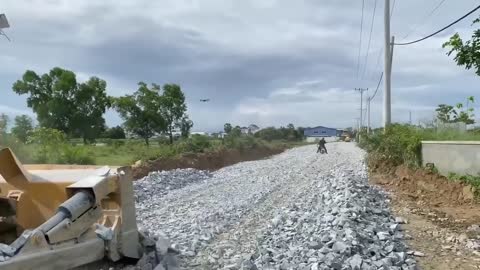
[413,251,425,257]
[395,217,408,224]
[466,240,480,251]
[332,241,348,254]
[350,254,363,269]
[0,244,15,257]
[307,241,322,250]
[240,260,258,270]
[156,236,170,256]
[377,232,390,241]
[153,265,166,270]
[95,224,113,241]
[467,224,480,233]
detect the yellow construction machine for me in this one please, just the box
[0,148,143,269]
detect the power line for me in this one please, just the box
[362,0,378,78]
[402,0,448,40]
[390,0,397,17]
[370,72,384,101]
[395,4,480,46]
[356,0,365,78]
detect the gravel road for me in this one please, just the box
[135,143,417,270]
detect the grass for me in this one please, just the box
[448,172,480,197]
[2,134,305,166]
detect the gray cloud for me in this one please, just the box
[1,0,479,131]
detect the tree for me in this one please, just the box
[224,123,232,134]
[231,126,242,137]
[70,77,111,143]
[180,116,193,139]
[436,96,475,125]
[12,68,111,143]
[161,84,187,144]
[27,127,66,163]
[0,113,8,134]
[114,82,165,145]
[11,115,34,143]
[443,17,480,75]
[102,126,126,139]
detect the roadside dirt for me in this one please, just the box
[370,166,480,270]
[132,146,285,179]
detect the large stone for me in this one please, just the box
[350,254,363,270]
[0,244,15,257]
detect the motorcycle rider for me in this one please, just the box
[317,137,328,154]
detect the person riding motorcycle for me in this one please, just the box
[317,138,328,154]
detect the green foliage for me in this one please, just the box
[254,126,304,142]
[443,17,480,75]
[102,126,126,139]
[448,173,480,197]
[12,68,111,143]
[161,84,187,143]
[27,127,67,163]
[181,135,212,153]
[57,145,95,165]
[0,113,8,134]
[11,115,34,143]
[224,123,232,134]
[359,124,422,168]
[114,82,166,145]
[435,96,475,125]
[180,116,193,139]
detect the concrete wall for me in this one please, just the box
[422,141,480,175]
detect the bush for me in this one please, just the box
[57,145,95,165]
[183,135,212,153]
[359,124,422,168]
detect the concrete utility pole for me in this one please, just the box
[383,0,391,128]
[355,88,368,130]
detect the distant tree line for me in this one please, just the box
[223,122,305,141]
[9,67,191,145]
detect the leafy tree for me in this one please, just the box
[443,17,480,75]
[11,115,34,143]
[180,116,194,139]
[70,77,111,143]
[231,125,242,137]
[435,104,455,123]
[0,113,8,134]
[224,123,233,134]
[102,126,126,139]
[12,67,110,143]
[114,82,165,145]
[161,84,187,144]
[436,96,475,125]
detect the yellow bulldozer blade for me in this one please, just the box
[0,148,142,269]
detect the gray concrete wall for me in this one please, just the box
[422,141,480,175]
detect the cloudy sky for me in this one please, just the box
[1,0,479,131]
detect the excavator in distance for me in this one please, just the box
[0,148,144,270]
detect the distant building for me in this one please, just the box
[240,127,250,135]
[304,126,338,142]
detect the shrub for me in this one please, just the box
[57,145,95,165]
[359,124,422,168]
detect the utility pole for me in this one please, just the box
[355,88,368,130]
[383,0,391,128]
[409,111,412,125]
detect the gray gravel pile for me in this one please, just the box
[134,143,416,269]
[252,165,416,270]
[135,169,212,200]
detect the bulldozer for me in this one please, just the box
[0,148,143,269]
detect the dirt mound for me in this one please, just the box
[132,146,284,179]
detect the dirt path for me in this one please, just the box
[371,173,480,270]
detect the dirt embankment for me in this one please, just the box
[370,164,480,269]
[132,146,285,179]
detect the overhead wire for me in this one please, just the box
[370,72,384,101]
[356,0,365,78]
[395,4,480,46]
[362,0,378,78]
[401,0,447,40]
